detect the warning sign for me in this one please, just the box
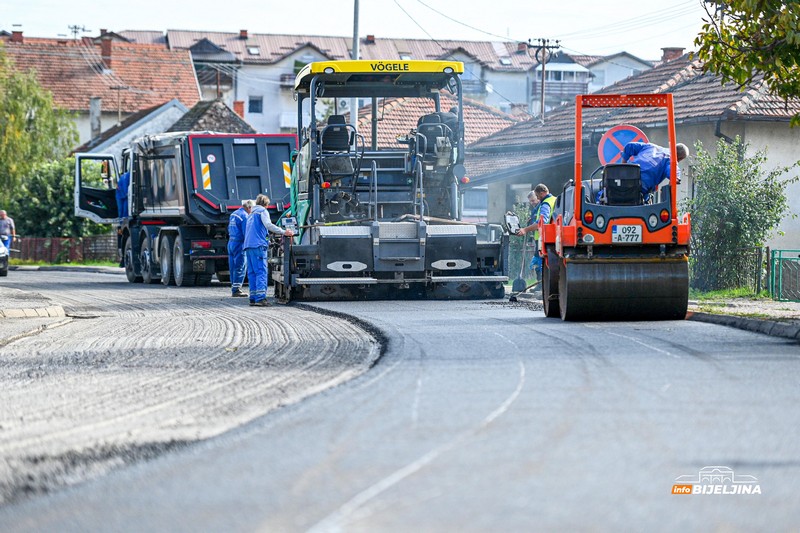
[597,125,649,165]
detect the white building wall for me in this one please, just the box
[74,112,131,145]
[225,49,329,134]
[88,106,189,163]
[588,57,651,93]
[484,70,530,112]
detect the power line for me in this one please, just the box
[393,0,534,115]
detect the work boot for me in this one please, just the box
[231,289,247,297]
[252,299,271,307]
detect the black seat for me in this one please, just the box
[321,114,352,152]
[320,115,356,176]
[603,163,642,205]
[416,112,457,154]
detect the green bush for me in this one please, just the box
[7,158,111,238]
[684,137,799,291]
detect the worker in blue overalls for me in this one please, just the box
[243,194,294,307]
[227,199,255,297]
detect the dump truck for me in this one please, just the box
[539,94,691,320]
[75,132,297,286]
[270,60,508,302]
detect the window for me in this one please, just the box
[593,69,605,85]
[248,96,263,114]
[499,57,512,66]
[247,46,260,55]
[463,188,488,210]
[399,53,412,60]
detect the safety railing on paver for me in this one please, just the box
[770,249,800,302]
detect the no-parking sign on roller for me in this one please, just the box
[597,125,648,165]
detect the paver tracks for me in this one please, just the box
[0,274,380,504]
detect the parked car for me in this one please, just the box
[0,240,8,276]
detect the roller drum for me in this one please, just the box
[558,259,688,321]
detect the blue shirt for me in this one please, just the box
[622,142,679,194]
[116,171,130,218]
[228,207,249,242]
[243,205,285,249]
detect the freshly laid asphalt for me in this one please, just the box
[3,265,800,343]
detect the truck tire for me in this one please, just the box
[140,234,160,285]
[124,238,143,283]
[160,235,175,286]
[173,237,194,287]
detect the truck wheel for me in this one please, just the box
[140,235,160,285]
[0,265,7,277]
[124,238,143,283]
[173,237,194,287]
[160,235,175,286]
[195,274,213,286]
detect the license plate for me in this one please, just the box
[611,224,642,243]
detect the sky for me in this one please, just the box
[1,0,711,60]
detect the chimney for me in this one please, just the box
[233,100,245,118]
[100,28,107,36]
[101,36,112,69]
[239,29,248,39]
[365,34,375,44]
[11,30,23,43]
[517,42,527,53]
[660,47,685,62]
[89,97,102,139]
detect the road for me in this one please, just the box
[1,271,799,531]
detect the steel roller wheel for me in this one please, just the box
[159,235,175,286]
[140,234,160,285]
[559,259,689,321]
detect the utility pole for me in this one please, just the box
[522,38,560,123]
[534,38,560,123]
[351,0,360,133]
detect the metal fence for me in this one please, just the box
[770,249,800,302]
[11,235,118,263]
[689,246,765,294]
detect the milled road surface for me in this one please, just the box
[0,270,380,505]
[1,279,799,531]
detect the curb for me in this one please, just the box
[9,265,124,275]
[0,305,66,319]
[509,292,800,342]
[686,311,800,342]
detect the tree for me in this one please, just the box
[7,158,111,238]
[684,137,799,291]
[694,1,800,126]
[0,46,78,203]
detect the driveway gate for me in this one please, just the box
[770,249,800,301]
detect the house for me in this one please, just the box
[73,99,189,160]
[126,30,543,132]
[2,30,200,145]
[464,53,800,249]
[167,99,256,134]
[572,50,655,94]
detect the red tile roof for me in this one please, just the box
[2,37,200,114]
[349,93,518,149]
[466,54,800,180]
[164,30,538,71]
